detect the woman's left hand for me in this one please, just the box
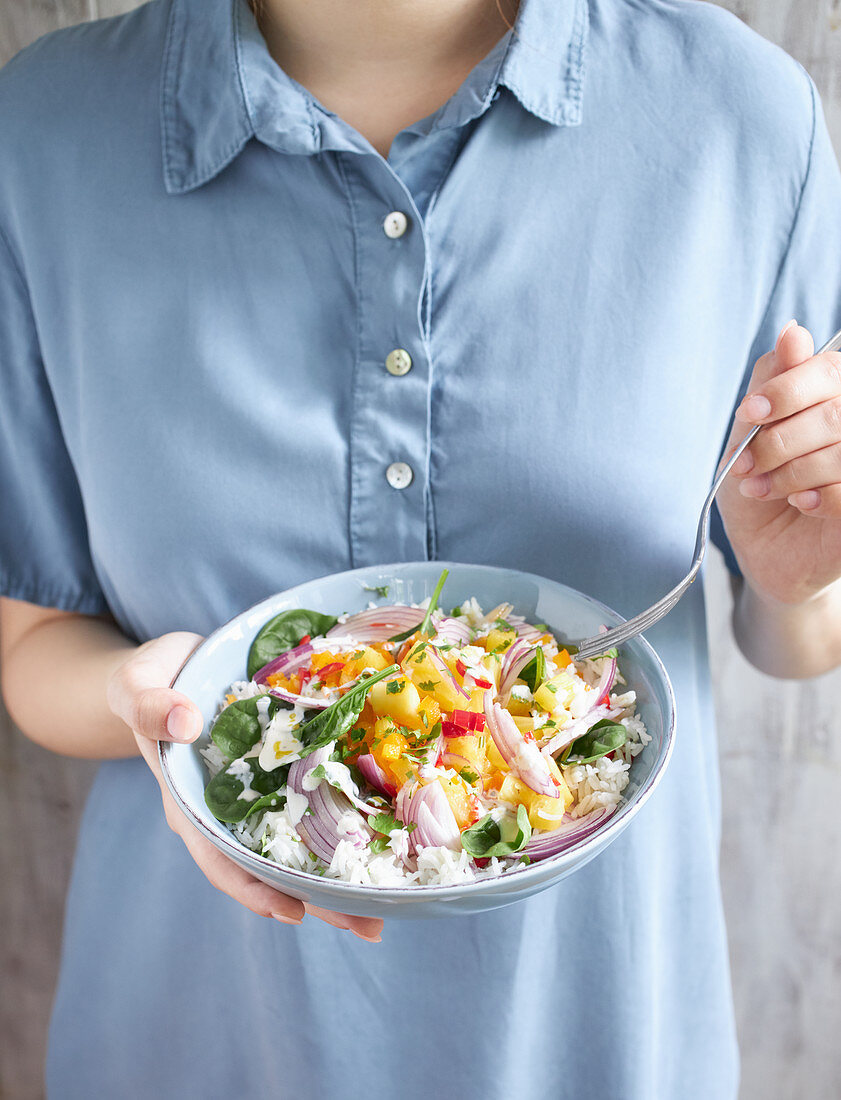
[716,320,841,605]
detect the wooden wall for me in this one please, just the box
[1,2,840,1097]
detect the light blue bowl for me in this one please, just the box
[160,561,675,918]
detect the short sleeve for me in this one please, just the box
[712,75,841,574]
[0,224,108,614]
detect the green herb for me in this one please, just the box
[494,618,515,632]
[309,764,328,782]
[457,767,479,784]
[519,648,547,693]
[247,609,338,679]
[449,605,464,617]
[389,568,449,642]
[367,811,402,836]
[369,836,391,854]
[534,623,549,632]
[297,664,399,757]
[460,805,532,859]
[363,584,390,598]
[386,680,405,695]
[209,695,269,759]
[204,758,290,823]
[418,680,437,691]
[519,855,531,866]
[566,718,627,764]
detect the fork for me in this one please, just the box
[573,326,841,661]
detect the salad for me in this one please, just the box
[201,571,650,887]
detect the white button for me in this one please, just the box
[386,462,413,489]
[383,211,409,238]
[385,348,412,376]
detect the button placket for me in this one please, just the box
[344,161,431,567]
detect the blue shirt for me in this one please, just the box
[2,1,841,1096]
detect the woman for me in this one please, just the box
[2,0,841,1095]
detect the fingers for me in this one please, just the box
[736,442,841,505]
[736,324,836,425]
[167,787,305,923]
[305,903,384,942]
[727,322,841,516]
[107,631,204,744]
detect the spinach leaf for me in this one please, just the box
[460,804,532,858]
[204,758,289,823]
[389,568,449,642]
[298,664,399,756]
[210,695,270,759]
[519,647,547,693]
[247,608,338,679]
[566,718,627,764]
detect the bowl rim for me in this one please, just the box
[159,560,676,899]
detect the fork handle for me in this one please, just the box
[573,325,841,661]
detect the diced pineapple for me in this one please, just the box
[444,734,490,777]
[416,694,441,730]
[485,734,509,774]
[403,643,465,711]
[546,755,574,808]
[498,773,533,808]
[369,675,422,727]
[371,717,414,788]
[483,628,516,655]
[340,645,390,684]
[506,688,532,717]
[512,716,536,734]
[436,775,474,829]
[533,670,576,713]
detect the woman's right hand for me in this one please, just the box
[106,632,383,942]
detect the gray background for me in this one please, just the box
[1,1,840,1097]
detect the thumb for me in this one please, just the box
[107,631,204,744]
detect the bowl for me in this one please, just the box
[160,561,675,918]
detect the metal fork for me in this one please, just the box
[574,326,841,661]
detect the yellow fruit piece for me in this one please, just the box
[506,694,532,717]
[485,735,509,774]
[512,716,536,734]
[403,643,466,711]
[417,695,441,730]
[340,646,390,683]
[444,734,490,777]
[533,671,576,713]
[483,628,516,655]
[369,675,422,727]
[371,717,414,788]
[553,649,572,669]
[436,775,474,830]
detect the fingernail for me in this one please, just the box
[273,914,303,925]
[778,319,797,343]
[739,474,770,499]
[789,489,821,511]
[730,450,754,476]
[351,931,382,943]
[740,394,772,421]
[166,705,198,742]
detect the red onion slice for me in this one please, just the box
[396,781,461,852]
[522,807,613,860]
[432,616,472,647]
[498,638,537,697]
[506,614,545,643]
[484,695,560,799]
[594,654,617,708]
[326,606,424,643]
[267,687,330,710]
[427,644,470,700]
[540,705,612,758]
[287,748,372,863]
[356,753,397,798]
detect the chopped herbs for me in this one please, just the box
[363,584,390,598]
[386,680,405,695]
[418,680,438,691]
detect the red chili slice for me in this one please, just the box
[299,635,311,645]
[455,659,467,677]
[316,661,344,678]
[442,721,465,739]
[472,677,492,689]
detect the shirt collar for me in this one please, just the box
[160,0,589,195]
